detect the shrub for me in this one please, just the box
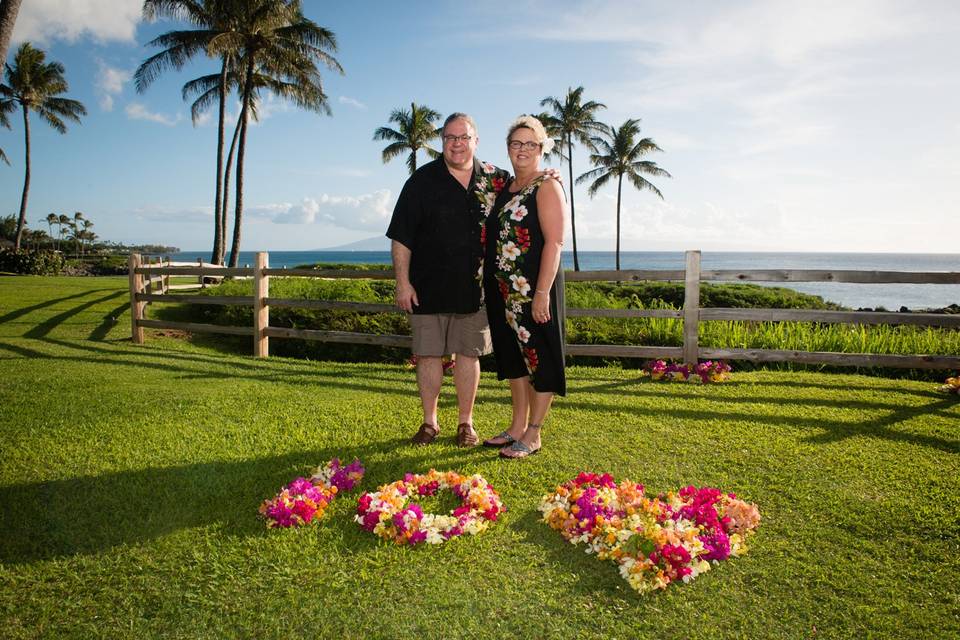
[0,249,66,275]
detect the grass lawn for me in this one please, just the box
[1,275,958,639]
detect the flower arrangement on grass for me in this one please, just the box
[259,458,365,529]
[642,359,732,383]
[538,473,761,594]
[356,469,504,545]
[936,373,960,395]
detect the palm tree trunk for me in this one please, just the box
[615,174,623,271]
[0,0,23,67]
[566,135,579,271]
[228,59,254,269]
[14,105,30,250]
[222,98,243,266]
[211,59,228,265]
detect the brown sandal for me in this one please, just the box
[456,422,479,448]
[410,422,439,445]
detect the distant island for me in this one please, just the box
[316,236,390,252]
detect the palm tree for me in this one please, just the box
[138,0,239,265]
[0,0,23,66]
[70,211,84,256]
[42,212,57,249]
[57,213,70,250]
[577,119,671,271]
[373,102,441,175]
[80,218,95,255]
[0,43,86,250]
[0,105,9,165]
[539,86,606,271]
[207,0,343,267]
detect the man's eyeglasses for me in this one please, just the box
[443,134,473,144]
[508,141,541,151]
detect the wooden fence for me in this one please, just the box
[129,251,960,370]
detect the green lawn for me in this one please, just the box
[1,276,958,639]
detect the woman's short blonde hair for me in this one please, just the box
[506,115,555,155]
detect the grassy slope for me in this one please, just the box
[1,276,958,639]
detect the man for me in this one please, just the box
[386,112,509,447]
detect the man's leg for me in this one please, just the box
[453,353,480,426]
[416,356,444,429]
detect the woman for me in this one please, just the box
[481,115,567,459]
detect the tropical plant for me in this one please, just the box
[43,212,57,249]
[138,0,243,265]
[373,102,442,175]
[0,43,86,250]
[539,86,606,271]
[0,0,23,66]
[577,119,670,271]
[210,0,342,267]
[57,213,70,249]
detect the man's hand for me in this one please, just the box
[395,281,419,313]
[541,167,563,184]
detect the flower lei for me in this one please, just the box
[539,473,761,594]
[642,359,732,383]
[936,373,960,395]
[259,458,365,528]
[474,161,508,302]
[493,176,546,375]
[356,469,504,545]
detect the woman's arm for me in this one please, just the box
[532,178,566,323]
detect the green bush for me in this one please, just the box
[0,249,66,275]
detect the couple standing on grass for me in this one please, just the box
[386,112,567,460]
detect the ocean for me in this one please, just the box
[166,250,960,311]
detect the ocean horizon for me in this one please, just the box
[165,250,960,311]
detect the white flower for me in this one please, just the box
[511,300,522,315]
[505,310,518,331]
[516,326,531,343]
[482,162,497,174]
[501,242,521,261]
[510,274,531,295]
[510,205,528,221]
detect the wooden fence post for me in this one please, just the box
[682,250,701,365]
[198,257,205,288]
[254,252,269,357]
[162,257,170,293]
[129,253,145,344]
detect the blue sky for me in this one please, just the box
[2,0,959,253]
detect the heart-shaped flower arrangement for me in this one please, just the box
[539,473,761,594]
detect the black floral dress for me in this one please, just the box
[482,176,566,395]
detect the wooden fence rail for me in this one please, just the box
[128,251,960,370]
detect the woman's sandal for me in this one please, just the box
[498,439,541,459]
[482,431,516,448]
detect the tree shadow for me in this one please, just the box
[23,290,126,339]
[0,437,498,565]
[0,288,116,326]
[88,301,132,341]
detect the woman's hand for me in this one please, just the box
[532,290,550,323]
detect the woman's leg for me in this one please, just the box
[507,377,530,438]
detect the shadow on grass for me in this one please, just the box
[0,437,496,565]
[2,337,957,455]
[0,288,117,327]
[88,301,132,341]
[23,291,126,339]
[507,508,636,604]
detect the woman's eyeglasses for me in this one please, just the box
[508,141,541,151]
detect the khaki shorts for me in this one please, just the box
[410,310,492,357]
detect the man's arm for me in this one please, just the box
[391,240,418,313]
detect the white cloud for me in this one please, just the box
[12,0,142,45]
[95,60,130,112]
[254,191,393,229]
[338,96,367,110]
[125,103,182,127]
